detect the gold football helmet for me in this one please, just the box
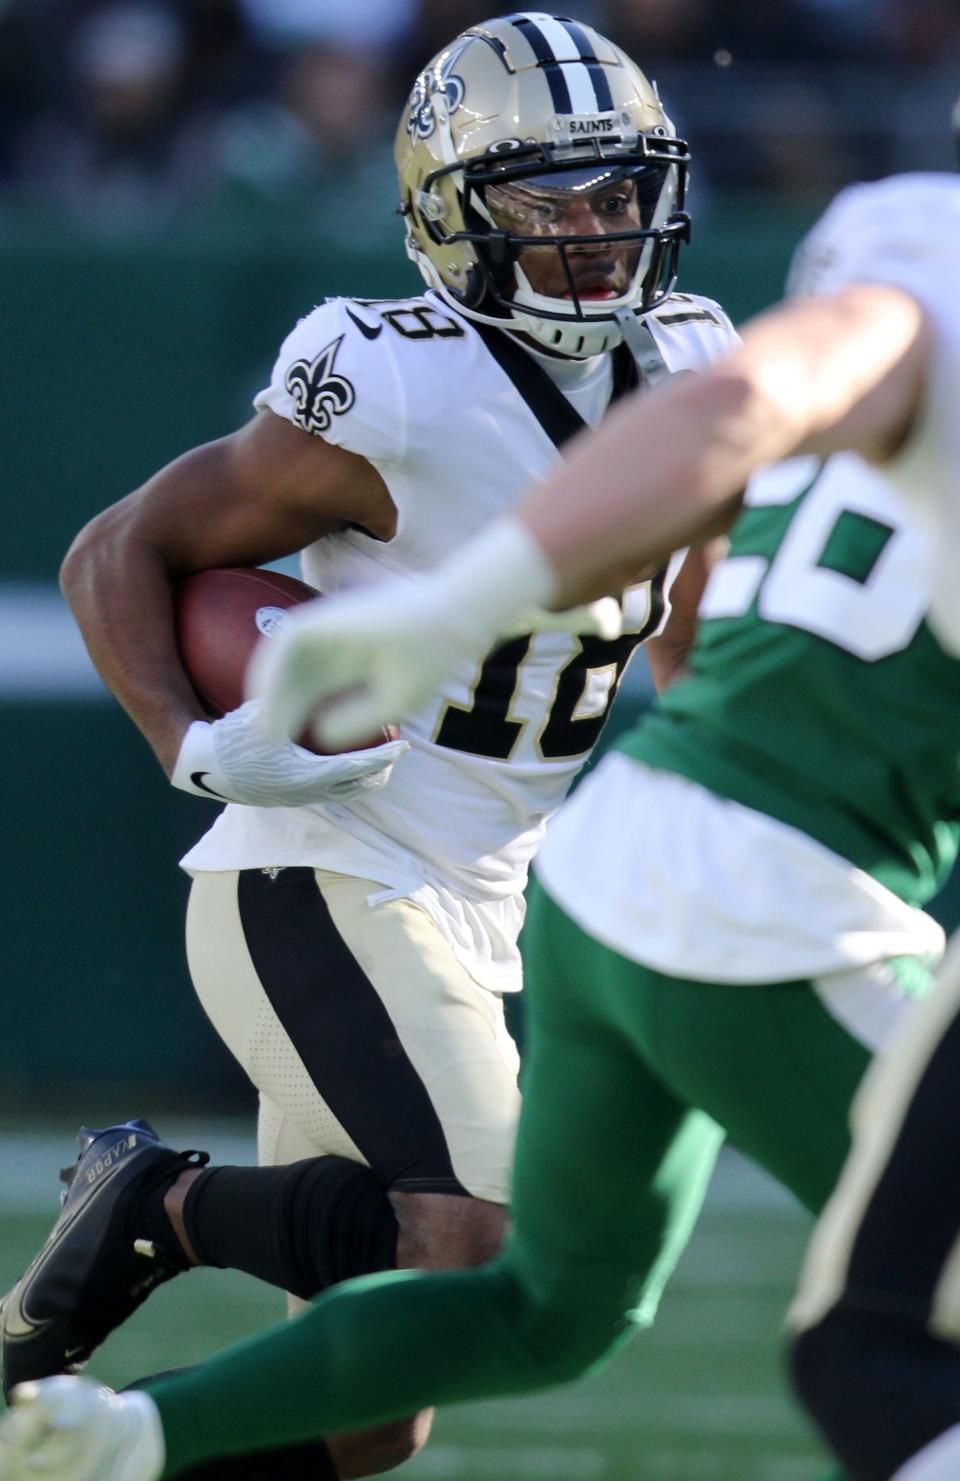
[395,12,690,357]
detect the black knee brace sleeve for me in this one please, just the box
[182,1156,399,1300]
[790,1305,960,1481]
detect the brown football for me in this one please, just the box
[173,567,399,754]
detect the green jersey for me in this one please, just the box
[626,453,960,906]
[538,175,960,984]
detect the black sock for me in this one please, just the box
[181,1156,398,1298]
[125,1370,338,1479]
[129,1159,200,1273]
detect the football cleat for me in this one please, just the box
[0,1119,208,1397]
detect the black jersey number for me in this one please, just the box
[434,635,533,760]
[383,306,465,339]
[434,575,666,762]
[354,301,465,340]
[537,630,642,759]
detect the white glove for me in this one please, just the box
[0,1376,164,1481]
[171,699,409,806]
[247,516,623,751]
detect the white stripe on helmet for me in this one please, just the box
[516,12,604,113]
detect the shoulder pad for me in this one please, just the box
[788,175,960,302]
[254,298,406,463]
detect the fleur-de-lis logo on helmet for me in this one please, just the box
[406,46,466,141]
[285,335,356,435]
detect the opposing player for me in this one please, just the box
[784,190,960,1481]
[1,15,739,1480]
[2,161,958,1479]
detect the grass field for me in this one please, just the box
[0,1124,830,1480]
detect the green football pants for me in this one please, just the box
[152,879,903,1476]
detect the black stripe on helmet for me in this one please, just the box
[509,13,557,60]
[508,16,574,112]
[583,59,614,111]
[542,61,574,113]
[556,17,596,56]
[551,17,610,114]
[554,18,615,109]
[508,14,614,115]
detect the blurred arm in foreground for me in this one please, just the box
[251,279,930,749]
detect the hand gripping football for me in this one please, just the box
[174,567,399,753]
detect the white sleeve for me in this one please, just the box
[788,175,960,655]
[787,174,960,307]
[254,298,407,464]
[890,300,960,656]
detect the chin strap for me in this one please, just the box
[613,308,673,387]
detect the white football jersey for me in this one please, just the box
[182,288,739,990]
[789,172,960,656]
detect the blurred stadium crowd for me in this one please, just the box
[0,0,958,235]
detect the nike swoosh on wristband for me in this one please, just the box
[345,307,383,340]
[190,772,230,800]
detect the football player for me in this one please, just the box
[3,170,954,1481]
[1,14,740,1481]
[3,156,959,1481]
[781,110,960,1481]
[252,170,960,1481]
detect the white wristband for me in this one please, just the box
[171,720,229,801]
[171,703,408,807]
[430,515,559,648]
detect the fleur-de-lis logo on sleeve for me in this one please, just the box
[285,334,356,434]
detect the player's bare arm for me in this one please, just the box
[249,285,928,748]
[61,408,394,774]
[520,284,929,607]
[643,542,722,692]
